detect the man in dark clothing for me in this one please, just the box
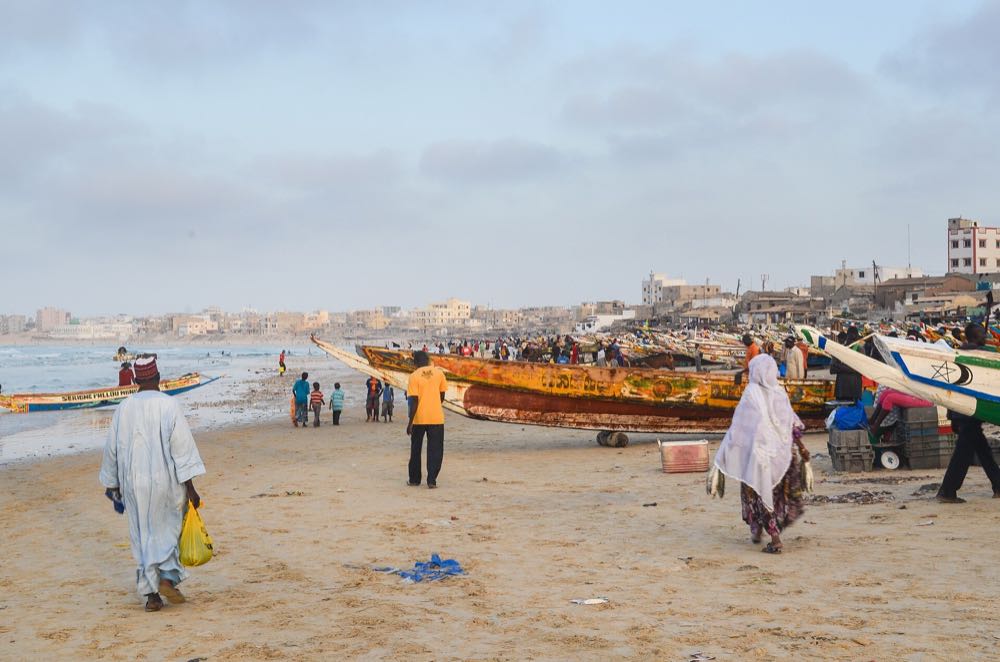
[938,323,1000,503]
[365,375,383,422]
[830,329,863,402]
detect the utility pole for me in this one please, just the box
[760,274,769,291]
[907,224,912,271]
[872,259,880,308]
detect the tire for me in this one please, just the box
[880,450,900,470]
[609,432,629,448]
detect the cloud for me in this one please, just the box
[420,138,565,183]
[561,48,867,131]
[882,1,1000,96]
[0,92,145,193]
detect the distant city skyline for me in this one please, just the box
[2,1,996,315]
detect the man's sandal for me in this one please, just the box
[145,593,163,612]
[159,580,186,604]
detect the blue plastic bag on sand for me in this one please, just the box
[397,554,464,583]
[832,401,867,430]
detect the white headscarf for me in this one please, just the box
[713,354,803,511]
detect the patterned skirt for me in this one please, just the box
[740,454,805,538]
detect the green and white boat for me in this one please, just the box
[796,325,1000,425]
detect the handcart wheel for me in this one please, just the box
[880,450,900,471]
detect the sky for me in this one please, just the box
[2,0,999,316]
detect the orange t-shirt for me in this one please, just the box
[408,366,448,425]
[744,342,760,370]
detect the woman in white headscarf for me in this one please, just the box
[708,354,812,553]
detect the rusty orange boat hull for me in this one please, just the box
[313,339,833,433]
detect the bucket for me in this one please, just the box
[658,439,709,474]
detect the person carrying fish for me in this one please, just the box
[708,354,813,553]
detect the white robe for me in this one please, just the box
[784,345,805,380]
[714,355,802,512]
[100,391,206,596]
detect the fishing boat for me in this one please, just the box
[313,337,834,436]
[796,325,1000,424]
[0,373,221,414]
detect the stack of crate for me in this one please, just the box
[899,407,956,469]
[827,428,874,473]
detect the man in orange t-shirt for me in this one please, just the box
[405,351,448,488]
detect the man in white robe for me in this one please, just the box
[783,336,806,380]
[100,356,205,612]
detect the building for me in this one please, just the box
[642,273,686,305]
[833,263,923,287]
[471,307,525,329]
[740,291,822,323]
[0,314,27,334]
[348,309,389,330]
[50,321,136,340]
[659,283,721,308]
[809,275,836,298]
[575,310,636,333]
[36,307,70,332]
[947,217,1000,275]
[410,298,472,328]
[873,274,974,309]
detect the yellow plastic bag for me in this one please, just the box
[179,500,213,567]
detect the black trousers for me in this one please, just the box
[940,419,1000,496]
[332,410,341,425]
[409,424,444,486]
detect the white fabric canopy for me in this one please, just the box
[713,355,802,511]
[100,391,205,596]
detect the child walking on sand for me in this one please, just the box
[331,382,344,425]
[310,382,325,427]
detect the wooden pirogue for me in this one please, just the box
[0,373,220,413]
[311,337,834,434]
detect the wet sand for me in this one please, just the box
[3,409,999,660]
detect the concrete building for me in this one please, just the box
[740,291,822,323]
[642,273,686,305]
[411,298,472,328]
[36,307,70,332]
[809,275,837,298]
[947,217,1000,275]
[51,321,136,340]
[834,264,923,287]
[873,274,974,309]
[349,309,389,330]
[0,314,27,334]
[660,283,721,308]
[471,307,525,329]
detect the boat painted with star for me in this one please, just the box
[312,337,834,433]
[797,325,1000,425]
[0,373,221,414]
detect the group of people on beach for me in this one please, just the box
[289,372,346,427]
[99,322,1000,611]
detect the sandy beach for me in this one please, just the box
[3,391,1000,660]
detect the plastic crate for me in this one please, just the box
[905,435,957,469]
[898,422,941,439]
[828,429,870,451]
[908,450,953,470]
[901,407,938,423]
[828,444,875,473]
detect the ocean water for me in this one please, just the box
[0,343,357,464]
